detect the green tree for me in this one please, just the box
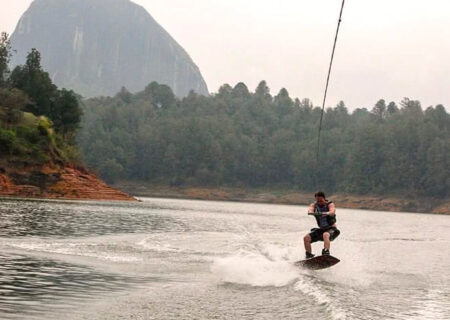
[274,88,294,117]
[400,97,423,118]
[0,32,12,87]
[0,88,29,126]
[254,80,272,103]
[424,138,449,196]
[8,49,82,137]
[9,48,57,117]
[232,82,251,100]
[144,82,176,109]
[51,89,83,139]
[372,99,386,121]
[116,86,132,103]
[78,81,449,198]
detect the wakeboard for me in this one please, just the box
[295,255,340,270]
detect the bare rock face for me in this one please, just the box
[10,0,209,98]
[0,164,136,201]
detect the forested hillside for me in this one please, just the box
[0,32,82,166]
[0,33,133,201]
[78,81,449,197]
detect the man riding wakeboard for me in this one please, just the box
[303,191,340,259]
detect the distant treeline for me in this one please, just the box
[78,81,449,197]
[0,33,82,165]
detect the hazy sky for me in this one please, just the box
[1,0,449,109]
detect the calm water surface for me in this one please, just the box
[0,197,449,319]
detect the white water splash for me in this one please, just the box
[136,238,181,253]
[3,239,142,263]
[211,241,301,287]
[315,239,375,288]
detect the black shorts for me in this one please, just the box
[309,227,340,243]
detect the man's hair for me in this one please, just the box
[314,191,326,198]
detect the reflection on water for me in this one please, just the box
[0,199,188,237]
[0,252,146,319]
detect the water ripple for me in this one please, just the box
[0,252,151,319]
[0,199,188,237]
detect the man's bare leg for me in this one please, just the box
[323,232,330,250]
[304,234,312,253]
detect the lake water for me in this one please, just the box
[0,197,449,320]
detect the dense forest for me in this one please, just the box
[78,81,449,197]
[0,33,82,166]
[1,31,448,198]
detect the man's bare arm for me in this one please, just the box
[326,203,336,216]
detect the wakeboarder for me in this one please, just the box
[303,191,340,259]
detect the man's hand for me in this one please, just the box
[308,203,316,215]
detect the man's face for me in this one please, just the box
[316,196,326,205]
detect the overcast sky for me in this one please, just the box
[1,0,449,109]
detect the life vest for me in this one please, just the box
[313,200,336,228]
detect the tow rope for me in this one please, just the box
[315,0,346,168]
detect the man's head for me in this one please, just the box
[314,191,326,205]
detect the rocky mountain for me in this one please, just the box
[9,0,209,98]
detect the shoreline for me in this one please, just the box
[0,164,136,202]
[1,177,448,215]
[114,182,450,215]
[0,195,137,203]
